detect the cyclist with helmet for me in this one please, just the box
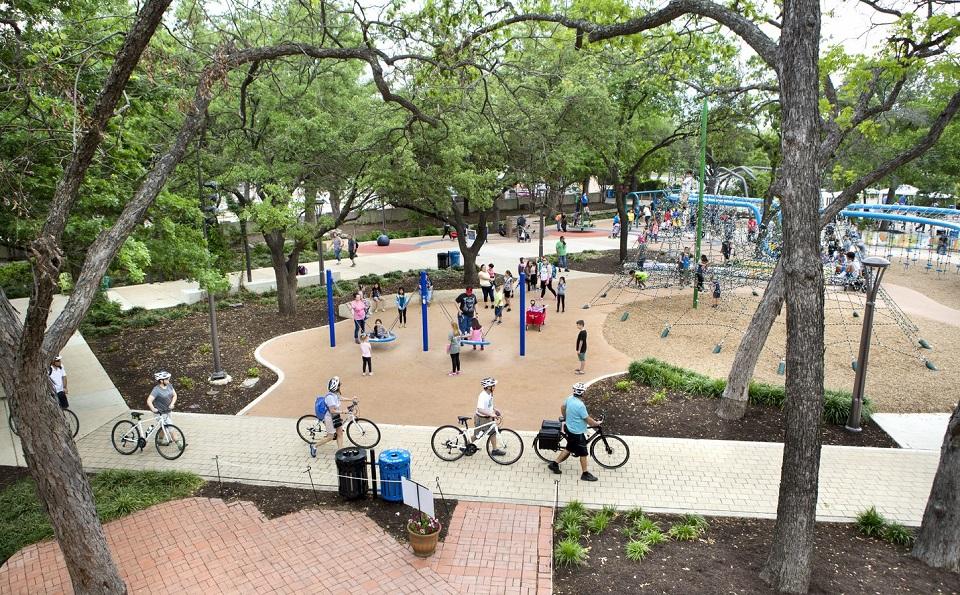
[147,371,177,430]
[309,376,346,457]
[472,377,506,456]
[547,382,600,482]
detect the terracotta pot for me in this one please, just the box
[408,525,440,557]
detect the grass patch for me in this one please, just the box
[614,379,635,392]
[246,366,260,378]
[646,388,667,405]
[627,358,871,425]
[625,538,651,561]
[856,506,886,538]
[882,523,915,547]
[0,469,203,564]
[667,522,700,541]
[587,507,615,534]
[554,538,588,567]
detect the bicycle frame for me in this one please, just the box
[461,417,502,443]
[308,403,358,437]
[130,415,175,442]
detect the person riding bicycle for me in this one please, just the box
[472,377,506,456]
[49,355,69,409]
[147,371,177,443]
[547,382,600,482]
[309,376,346,457]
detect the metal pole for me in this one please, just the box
[326,269,336,348]
[197,127,226,381]
[693,98,709,309]
[846,258,889,432]
[519,272,526,357]
[420,271,429,352]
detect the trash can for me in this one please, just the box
[378,449,411,502]
[335,447,368,501]
[437,251,450,269]
[100,275,112,290]
[448,251,461,267]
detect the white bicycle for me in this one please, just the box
[111,411,186,460]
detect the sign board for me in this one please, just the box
[400,477,435,519]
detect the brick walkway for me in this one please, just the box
[0,497,552,594]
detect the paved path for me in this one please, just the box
[873,413,951,450]
[0,497,552,594]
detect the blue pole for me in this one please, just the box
[519,272,526,357]
[419,270,429,352]
[325,269,336,348]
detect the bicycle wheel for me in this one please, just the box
[111,420,140,455]
[590,433,630,469]
[156,424,186,460]
[346,418,381,449]
[487,428,524,465]
[63,409,79,438]
[431,425,466,462]
[296,414,322,443]
[532,436,564,463]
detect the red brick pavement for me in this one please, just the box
[0,497,553,595]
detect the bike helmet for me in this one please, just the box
[154,371,171,381]
[328,376,341,392]
[572,382,586,396]
[480,377,498,389]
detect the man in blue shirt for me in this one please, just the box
[547,383,600,481]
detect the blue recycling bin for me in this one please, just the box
[378,449,411,502]
[448,251,461,267]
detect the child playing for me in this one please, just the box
[502,270,514,311]
[469,316,485,350]
[631,269,649,289]
[492,284,505,324]
[371,318,387,339]
[696,255,708,292]
[359,334,373,376]
[395,287,409,328]
[371,282,384,312]
[711,277,721,308]
[556,276,566,313]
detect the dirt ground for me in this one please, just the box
[554,512,960,595]
[585,375,897,447]
[602,286,960,414]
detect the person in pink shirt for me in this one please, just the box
[350,292,367,343]
[359,334,373,376]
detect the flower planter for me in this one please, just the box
[407,526,440,557]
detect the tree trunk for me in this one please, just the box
[616,179,628,262]
[912,398,960,571]
[537,192,546,258]
[10,363,126,593]
[264,231,298,315]
[241,183,253,282]
[717,261,785,419]
[760,0,825,592]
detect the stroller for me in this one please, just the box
[525,305,547,331]
[609,221,621,238]
[517,224,533,243]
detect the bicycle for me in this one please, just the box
[533,418,630,469]
[296,399,381,449]
[7,399,79,439]
[111,411,187,460]
[431,415,524,465]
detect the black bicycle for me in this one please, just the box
[533,418,630,469]
[8,404,79,439]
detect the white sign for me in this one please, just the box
[400,477,435,519]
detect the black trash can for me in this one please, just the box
[335,447,368,500]
[437,251,450,269]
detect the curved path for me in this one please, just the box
[246,276,631,431]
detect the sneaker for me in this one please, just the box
[309,444,317,458]
[362,372,367,376]
[581,471,598,482]
[491,449,507,456]
[369,372,374,376]
[547,461,561,474]
[449,372,457,376]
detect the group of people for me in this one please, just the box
[349,281,418,376]
[330,232,360,267]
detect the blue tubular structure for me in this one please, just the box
[843,204,960,217]
[665,193,765,223]
[519,272,526,357]
[325,269,336,348]
[839,210,960,233]
[419,271,428,352]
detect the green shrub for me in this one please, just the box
[197,343,212,355]
[646,389,667,406]
[681,514,708,532]
[177,376,195,390]
[624,507,646,523]
[667,522,700,541]
[856,507,886,538]
[632,516,660,535]
[641,528,666,545]
[558,504,587,528]
[554,538,588,567]
[882,523,914,546]
[84,292,124,328]
[625,538,651,561]
[614,379,634,392]
[0,261,33,299]
[246,367,260,378]
[558,518,582,541]
[587,509,614,534]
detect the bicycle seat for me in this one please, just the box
[131,412,143,420]
[457,416,470,425]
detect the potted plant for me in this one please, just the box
[407,512,442,557]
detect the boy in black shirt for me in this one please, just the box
[455,287,478,334]
[575,320,587,375]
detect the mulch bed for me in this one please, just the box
[0,466,30,492]
[554,512,960,594]
[585,375,897,448]
[87,271,465,415]
[195,481,457,543]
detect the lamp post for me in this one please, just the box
[196,127,227,385]
[845,256,890,432]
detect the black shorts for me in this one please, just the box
[564,431,589,457]
[55,391,69,409]
[331,413,343,430]
[504,290,513,298]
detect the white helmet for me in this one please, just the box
[572,382,586,396]
[328,376,341,392]
[154,371,171,381]
[480,377,498,389]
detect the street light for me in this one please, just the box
[845,256,890,432]
[200,181,228,384]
